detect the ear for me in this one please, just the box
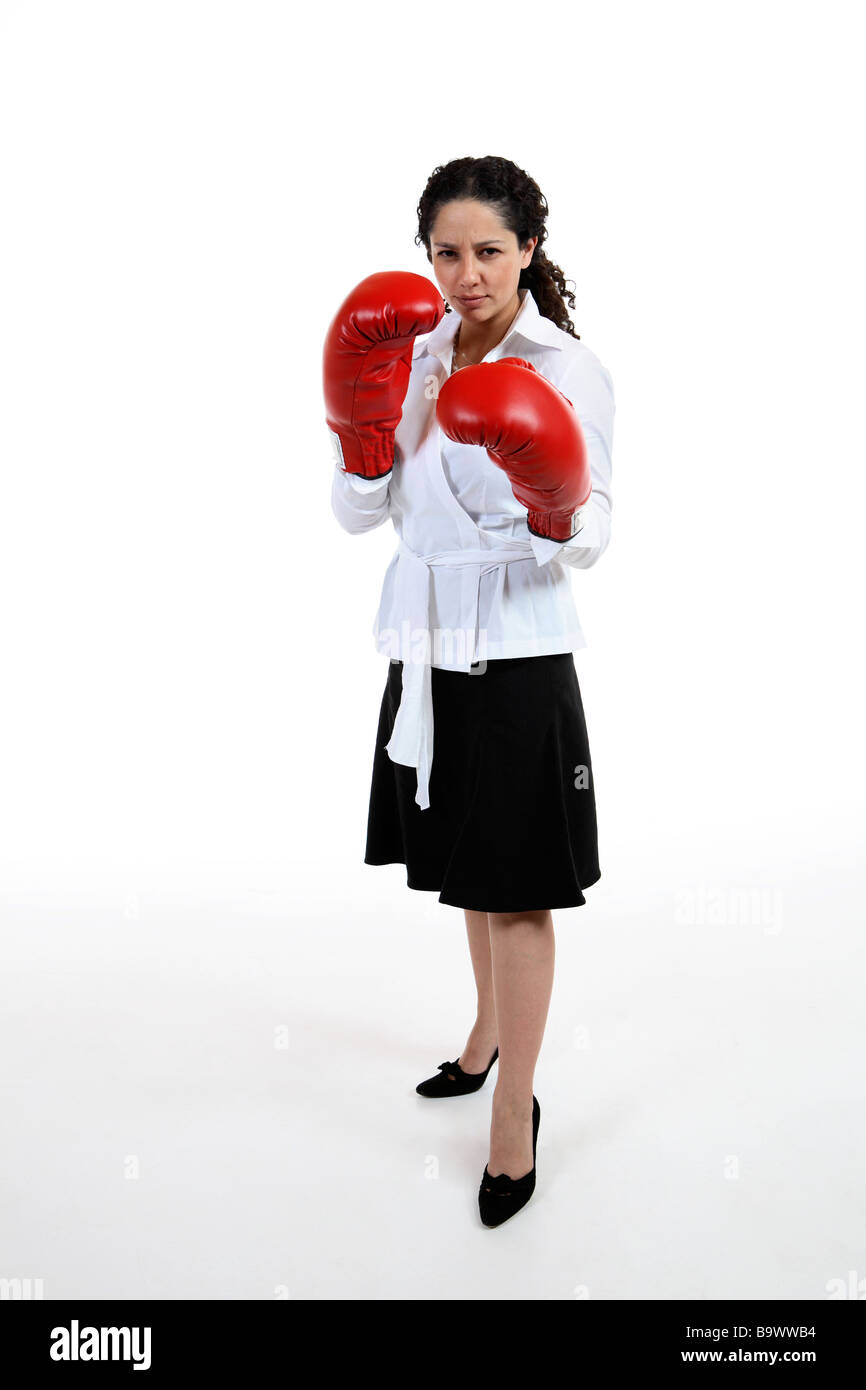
[522,236,538,268]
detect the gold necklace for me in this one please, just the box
[451,293,523,372]
[451,324,478,372]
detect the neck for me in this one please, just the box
[456,289,524,355]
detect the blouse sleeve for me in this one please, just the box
[330,462,392,534]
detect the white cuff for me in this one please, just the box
[341,467,392,493]
[528,516,585,567]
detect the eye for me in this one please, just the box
[435,248,501,258]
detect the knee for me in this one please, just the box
[488,908,550,927]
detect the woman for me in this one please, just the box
[326,155,615,1226]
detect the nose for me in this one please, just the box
[457,259,483,290]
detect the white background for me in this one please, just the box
[1,0,864,1302]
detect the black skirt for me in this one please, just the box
[364,653,600,913]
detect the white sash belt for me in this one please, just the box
[383,535,537,810]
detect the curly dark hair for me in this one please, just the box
[415,155,579,338]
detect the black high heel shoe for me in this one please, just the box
[416,1047,499,1098]
[479,1094,540,1227]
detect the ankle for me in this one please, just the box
[492,1086,534,1114]
[472,1014,498,1040]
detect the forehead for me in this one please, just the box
[430,199,513,242]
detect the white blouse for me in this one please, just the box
[329,287,615,811]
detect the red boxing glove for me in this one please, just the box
[323,271,445,479]
[435,356,591,541]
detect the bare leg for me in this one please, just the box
[454,909,500,1074]
[486,908,554,1178]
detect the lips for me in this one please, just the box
[459,295,486,304]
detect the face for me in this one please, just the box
[428,199,537,324]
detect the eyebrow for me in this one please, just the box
[432,239,506,248]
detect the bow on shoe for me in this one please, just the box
[436,1060,463,1079]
